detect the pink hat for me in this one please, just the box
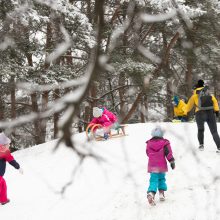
[0,133,11,145]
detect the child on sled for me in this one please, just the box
[88,107,118,140]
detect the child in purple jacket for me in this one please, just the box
[146,126,175,206]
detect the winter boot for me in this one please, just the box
[0,199,10,205]
[198,144,204,151]
[147,192,156,206]
[216,148,220,154]
[104,133,109,140]
[159,190,165,201]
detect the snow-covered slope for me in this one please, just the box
[1,123,220,220]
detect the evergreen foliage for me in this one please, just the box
[0,0,219,148]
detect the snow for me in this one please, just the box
[140,9,177,23]
[138,45,162,64]
[1,122,220,220]
[46,26,72,63]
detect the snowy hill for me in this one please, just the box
[1,123,220,220]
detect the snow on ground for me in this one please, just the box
[1,122,220,220]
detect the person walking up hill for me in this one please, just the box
[146,126,175,206]
[184,79,220,153]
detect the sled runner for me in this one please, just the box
[172,119,194,123]
[172,119,182,123]
[86,123,127,141]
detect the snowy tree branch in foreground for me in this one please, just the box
[0,0,105,156]
[53,0,105,153]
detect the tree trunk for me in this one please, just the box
[86,0,92,23]
[10,76,16,137]
[107,76,116,110]
[41,91,49,141]
[144,95,149,121]
[84,105,90,130]
[31,93,42,144]
[0,95,4,121]
[66,49,73,65]
[90,82,98,120]
[45,21,52,69]
[53,89,60,138]
[0,76,4,127]
[140,99,145,123]
[10,76,16,119]
[44,18,54,138]
[212,70,220,100]
[118,73,126,120]
[185,55,193,98]
[122,91,143,124]
[166,80,173,121]
[27,52,45,144]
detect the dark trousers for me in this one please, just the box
[195,110,220,149]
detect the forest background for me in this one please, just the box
[0,0,219,151]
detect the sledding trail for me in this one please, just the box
[1,123,220,220]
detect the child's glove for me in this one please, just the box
[170,161,175,170]
[19,168,24,174]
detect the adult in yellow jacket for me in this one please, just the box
[184,79,220,152]
[172,96,187,122]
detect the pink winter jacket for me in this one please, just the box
[89,108,118,128]
[146,138,174,173]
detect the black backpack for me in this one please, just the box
[197,86,214,110]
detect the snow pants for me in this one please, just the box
[195,110,220,149]
[0,176,8,203]
[147,173,167,193]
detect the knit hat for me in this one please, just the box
[172,96,179,106]
[93,107,103,118]
[151,126,164,138]
[195,79,204,88]
[0,133,11,145]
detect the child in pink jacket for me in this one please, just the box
[146,126,175,206]
[0,133,23,205]
[89,107,118,139]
